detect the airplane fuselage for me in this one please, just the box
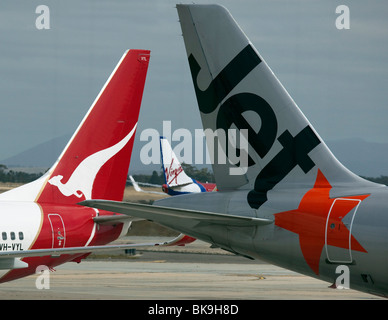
[0,202,128,283]
[155,183,388,297]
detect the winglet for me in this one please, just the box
[79,200,274,228]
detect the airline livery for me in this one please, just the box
[160,137,217,195]
[83,5,388,297]
[0,49,166,283]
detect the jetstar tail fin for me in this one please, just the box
[177,4,377,209]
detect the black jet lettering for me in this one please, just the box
[188,45,321,210]
[217,92,278,164]
[247,126,321,209]
[188,44,261,114]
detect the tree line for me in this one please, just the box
[0,165,44,183]
[0,163,387,187]
[361,175,388,186]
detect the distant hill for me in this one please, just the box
[1,135,388,178]
[326,138,388,177]
[1,135,70,169]
[0,134,162,174]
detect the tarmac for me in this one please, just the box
[0,237,382,301]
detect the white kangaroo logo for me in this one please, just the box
[48,123,137,200]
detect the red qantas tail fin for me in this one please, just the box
[32,49,150,204]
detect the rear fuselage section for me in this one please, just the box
[0,202,126,283]
[156,184,388,297]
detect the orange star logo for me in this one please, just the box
[274,169,369,275]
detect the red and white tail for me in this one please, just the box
[160,137,193,188]
[1,49,150,204]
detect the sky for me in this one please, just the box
[0,1,387,173]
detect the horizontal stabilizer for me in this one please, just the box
[93,214,143,225]
[159,234,196,246]
[128,176,166,195]
[80,200,273,227]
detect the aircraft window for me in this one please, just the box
[10,232,15,240]
[19,232,24,240]
[2,232,6,240]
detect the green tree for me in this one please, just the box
[149,170,164,185]
[181,163,215,183]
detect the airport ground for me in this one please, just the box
[0,237,382,300]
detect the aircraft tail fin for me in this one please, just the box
[177,4,376,208]
[1,50,150,205]
[160,136,193,188]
